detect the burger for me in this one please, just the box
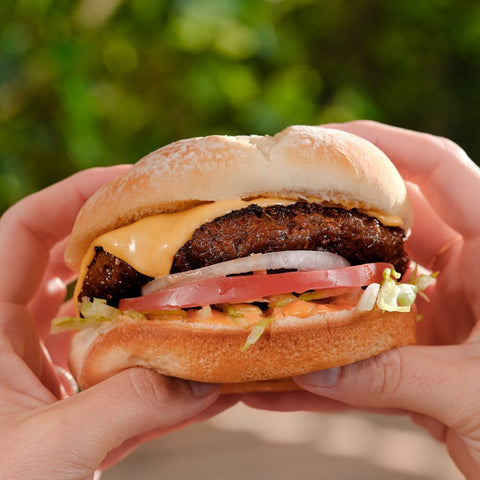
[54,125,431,393]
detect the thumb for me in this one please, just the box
[294,344,479,430]
[44,368,220,470]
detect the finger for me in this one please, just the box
[100,393,239,470]
[28,238,75,339]
[29,276,67,340]
[241,390,405,417]
[46,238,75,282]
[418,249,473,345]
[295,344,480,433]
[324,121,480,237]
[404,182,459,269]
[409,412,447,443]
[42,369,220,471]
[242,390,351,412]
[0,166,129,306]
[41,299,75,369]
[0,326,59,405]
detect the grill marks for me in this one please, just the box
[172,203,408,274]
[80,247,153,306]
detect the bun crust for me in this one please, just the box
[70,307,417,392]
[65,126,412,271]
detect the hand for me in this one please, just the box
[243,121,480,478]
[0,167,234,480]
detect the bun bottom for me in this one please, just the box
[69,307,417,391]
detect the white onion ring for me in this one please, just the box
[142,251,350,296]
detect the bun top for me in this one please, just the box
[65,125,412,271]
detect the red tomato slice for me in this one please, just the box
[119,263,391,312]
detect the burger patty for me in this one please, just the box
[173,202,408,273]
[80,246,153,306]
[80,202,409,306]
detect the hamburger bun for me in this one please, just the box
[59,125,418,393]
[65,125,412,271]
[70,307,416,392]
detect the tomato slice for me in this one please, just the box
[119,263,391,312]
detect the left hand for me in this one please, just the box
[0,167,235,480]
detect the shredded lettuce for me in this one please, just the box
[221,304,259,318]
[376,267,436,313]
[79,297,120,321]
[50,316,103,333]
[51,298,145,333]
[266,293,297,308]
[241,316,273,352]
[298,290,331,302]
[221,304,263,329]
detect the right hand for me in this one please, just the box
[243,121,480,479]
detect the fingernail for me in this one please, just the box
[188,381,219,397]
[301,367,341,387]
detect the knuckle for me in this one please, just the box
[435,135,460,153]
[434,136,469,162]
[368,348,405,403]
[125,368,175,408]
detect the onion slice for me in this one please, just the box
[142,251,350,296]
[356,283,380,311]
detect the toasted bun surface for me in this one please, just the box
[70,307,417,392]
[65,126,412,271]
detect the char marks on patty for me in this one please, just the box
[80,247,153,307]
[173,202,408,274]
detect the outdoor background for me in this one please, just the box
[2,0,480,213]
[1,1,477,478]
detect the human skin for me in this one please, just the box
[242,120,480,479]
[0,166,236,480]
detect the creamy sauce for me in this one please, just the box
[145,299,357,328]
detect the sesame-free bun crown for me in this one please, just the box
[65,125,412,271]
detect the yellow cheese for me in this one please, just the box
[360,209,403,227]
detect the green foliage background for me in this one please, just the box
[2,0,480,213]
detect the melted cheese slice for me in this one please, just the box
[361,209,403,227]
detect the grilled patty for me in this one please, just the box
[80,202,409,306]
[80,246,153,307]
